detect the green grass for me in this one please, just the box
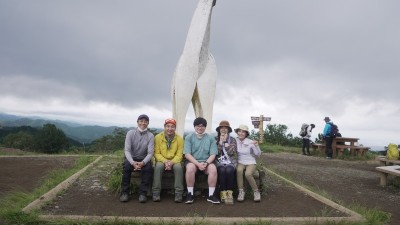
[259,143,301,154]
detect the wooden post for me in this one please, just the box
[259,115,264,144]
[251,115,271,144]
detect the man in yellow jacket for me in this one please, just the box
[152,118,184,202]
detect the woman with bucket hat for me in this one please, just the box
[235,124,262,202]
[215,120,238,204]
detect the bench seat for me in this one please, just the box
[311,143,325,154]
[376,165,400,186]
[130,167,265,195]
[335,145,370,157]
[376,156,400,166]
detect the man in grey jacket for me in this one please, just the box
[119,114,154,203]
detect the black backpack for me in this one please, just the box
[329,123,338,138]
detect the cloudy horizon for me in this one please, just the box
[1,0,399,146]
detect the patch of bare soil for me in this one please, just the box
[263,153,400,225]
[41,156,346,218]
[0,156,77,198]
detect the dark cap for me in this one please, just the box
[137,114,149,122]
[323,117,330,122]
[193,117,207,127]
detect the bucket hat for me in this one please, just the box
[234,124,250,137]
[216,120,232,133]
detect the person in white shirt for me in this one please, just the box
[302,124,315,155]
[234,124,262,202]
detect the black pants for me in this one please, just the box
[302,138,310,154]
[216,164,236,191]
[121,159,153,195]
[325,137,333,158]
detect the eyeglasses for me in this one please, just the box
[195,125,206,128]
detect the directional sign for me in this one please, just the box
[251,116,271,121]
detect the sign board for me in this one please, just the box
[252,121,260,126]
[251,116,271,121]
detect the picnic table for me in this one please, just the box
[311,137,370,158]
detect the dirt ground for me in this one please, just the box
[263,153,400,225]
[1,151,400,224]
[0,155,77,198]
[40,156,346,218]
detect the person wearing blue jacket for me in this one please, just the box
[322,117,333,159]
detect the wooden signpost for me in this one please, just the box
[251,115,271,143]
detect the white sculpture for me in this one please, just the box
[171,0,217,136]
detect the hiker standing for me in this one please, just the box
[322,117,333,159]
[302,124,315,155]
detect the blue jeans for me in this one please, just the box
[216,163,236,191]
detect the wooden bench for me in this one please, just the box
[335,145,370,157]
[376,165,400,186]
[376,156,400,166]
[131,167,266,195]
[311,143,325,154]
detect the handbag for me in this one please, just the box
[216,137,232,165]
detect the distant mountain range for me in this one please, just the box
[0,113,123,143]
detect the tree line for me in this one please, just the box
[0,123,317,154]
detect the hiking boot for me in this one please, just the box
[207,195,220,204]
[254,190,261,202]
[225,190,234,205]
[174,192,183,203]
[139,194,147,203]
[220,191,227,203]
[119,192,129,202]
[152,192,160,202]
[237,189,245,202]
[185,193,194,204]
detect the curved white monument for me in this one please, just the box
[171,0,217,136]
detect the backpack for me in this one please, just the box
[387,143,399,160]
[329,123,339,138]
[299,124,309,137]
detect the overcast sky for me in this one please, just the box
[1,0,399,147]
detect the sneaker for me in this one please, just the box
[185,193,194,204]
[119,192,129,202]
[174,192,183,203]
[237,189,245,202]
[326,157,332,160]
[207,195,220,204]
[225,190,234,205]
[254,190,261,202]
[152,192,160,202]
[139,194,147,203]
[220,191,227,203]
